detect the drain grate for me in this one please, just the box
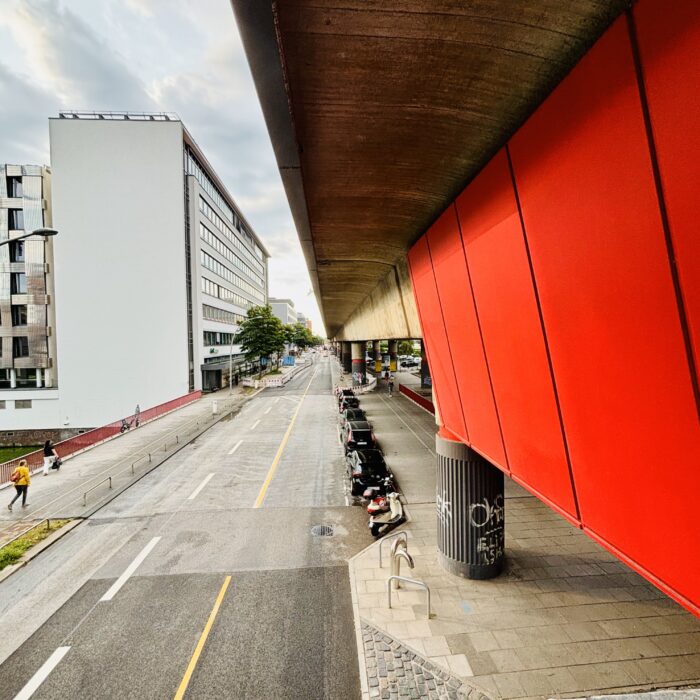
[311,524,334,537]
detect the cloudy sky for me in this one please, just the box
[0,0,324,334]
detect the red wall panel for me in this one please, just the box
[407,238,467,440]
[454,150,578,521]
[508,17,700,612]
[427,206,508,470]
[635,0,700,373]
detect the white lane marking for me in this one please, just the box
[100,537,161,602]
[379,394,436,456]
[264,406,272,415]
[228,440,243,455]
[250,419,261,430]
[14,647,71,700]
[273,398,280,405]
[187,473,215,501]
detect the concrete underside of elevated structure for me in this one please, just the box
[233,0,628,339]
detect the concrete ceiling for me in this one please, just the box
[233,0,629,338]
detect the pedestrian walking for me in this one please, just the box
[388,379,395,397]
[8,459,30,511]
[42,439,59,475]
[134,404,141,427]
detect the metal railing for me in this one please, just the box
[379,531,407,568]
[0,390,202,486]
[391,548,415,589]
[398,384,435,415]
[83,477,112,505]
[386,576,432,620]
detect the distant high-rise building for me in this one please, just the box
[268,297,297,325]
[296,312,312,331]
[0,164,58,417]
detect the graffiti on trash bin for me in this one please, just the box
[469,494,504,565]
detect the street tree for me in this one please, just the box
[234,305,286,377]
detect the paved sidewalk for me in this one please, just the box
[348,378,700,699]
[0,388,257,544]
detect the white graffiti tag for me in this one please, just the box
[436,492,452,525]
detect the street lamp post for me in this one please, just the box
[0,227,59,247]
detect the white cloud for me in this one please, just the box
[0,0,326,334]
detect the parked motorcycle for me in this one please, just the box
[369,491,405,537]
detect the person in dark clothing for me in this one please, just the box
[42,440,59,476]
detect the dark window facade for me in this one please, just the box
[11,305,27,326]
[11,273,27,294]
[8,209,24,230]
[12,337,29,357]
[9,240,24,262]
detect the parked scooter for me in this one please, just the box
[362,475,397,505]
[369,491,405,537]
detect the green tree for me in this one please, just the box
[286,322,314,351]
[310,334,325,347]
[234,305,286,377]
[398,340,418,356]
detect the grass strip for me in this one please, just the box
[0,519,71,571]
[0,445,42,463]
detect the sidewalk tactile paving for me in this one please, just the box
[362,621,491,699]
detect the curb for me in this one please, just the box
[0,519,82,585]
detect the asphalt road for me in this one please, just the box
[0,355,371,699]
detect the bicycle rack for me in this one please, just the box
[379,531,407,568]
[386,576,432,620]
[391,548,415,589]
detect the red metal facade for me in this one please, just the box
[408,2,700,616]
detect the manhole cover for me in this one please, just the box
[311,524,334,537]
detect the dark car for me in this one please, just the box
[339,395,360,412]
[343,420,378,453]
[339,407,368,429]
[346,449,392,496]
[335,387,355,401]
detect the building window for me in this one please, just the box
[8,209,24,230]
[203,331,235,346]
[11,273,27,294]
[15,400,32,409]
[0,370,10,389]
[11,305,28,326]
[0,401,5,409]
[15,369,36,387]
[7,176,22,198]
[13,337,29,357]
[9,240,25,263]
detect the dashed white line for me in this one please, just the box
[13,646,71,700]
[187,473,215,501]
[264,406,272,415]
[100,537,161,602]
[228,440,243,455]
[250,419,261,430]
[273,398,280,405]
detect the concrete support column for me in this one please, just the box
[351,341,366,386]
[36,369,42,388]
[342,341,352,373]
[420,339,431,389]
[436,433,504,580]
[388,339,398,373]
[10,369,17,389]
[372,340,382,375]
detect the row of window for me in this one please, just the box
[202,304,245,326]
[186,150,263,260]
[199,197,265,271]
[0,369,37,388]
[0,400,32,409]
[199,223,264,288]
[200,252,265,303]
[203,331,235,346]
[201,277,251,310]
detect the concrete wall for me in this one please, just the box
[48,118,190,428]
[336,258,421,341]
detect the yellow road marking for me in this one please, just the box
[173,576,231,700]
[253,366,318,508]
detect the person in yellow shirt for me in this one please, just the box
[8,459,30,511]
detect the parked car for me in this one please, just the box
[335,387,355,400]
[339,407,368,429]
[346,449,392,496]
[339,395,360,412]
[343,420,379,453]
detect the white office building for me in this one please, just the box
[269,298,297,326]
[2,111,268,435]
